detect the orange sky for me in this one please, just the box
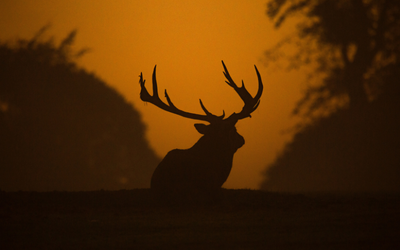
[0,0,306,189]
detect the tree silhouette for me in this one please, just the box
[260,0,400,192]
[265,0,400,119]
[0,29,160,191]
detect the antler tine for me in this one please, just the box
[139,65,223,122]
[200,99,225,119]
[222,61,263,120]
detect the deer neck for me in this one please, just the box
[190,136,236,158]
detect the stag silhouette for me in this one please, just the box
[139,61,263,198]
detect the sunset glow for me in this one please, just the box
[0,0,305,189]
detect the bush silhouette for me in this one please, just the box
[260,76,400,192]
[0,31,159,191]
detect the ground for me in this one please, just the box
[1,189,399,249]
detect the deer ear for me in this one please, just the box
[194,123,209,134]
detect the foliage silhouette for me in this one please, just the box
[0,30,160,191]
[265,0,400,119]
[140,62,263,200]
[260,87,400,192]
[261,0,400,192]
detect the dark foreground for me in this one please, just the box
[1,189,399,249]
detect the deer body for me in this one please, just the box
[139,61,263,197]
[151,124,245,192]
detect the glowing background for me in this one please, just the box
[0,0,305,189]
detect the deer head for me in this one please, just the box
[139,61,263,195]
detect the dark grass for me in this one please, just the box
[1,189,399,249]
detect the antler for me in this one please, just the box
[221,60,263,121]
[139,66,225,122]
[139,62,263,124]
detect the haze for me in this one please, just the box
[0,0,305,189]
